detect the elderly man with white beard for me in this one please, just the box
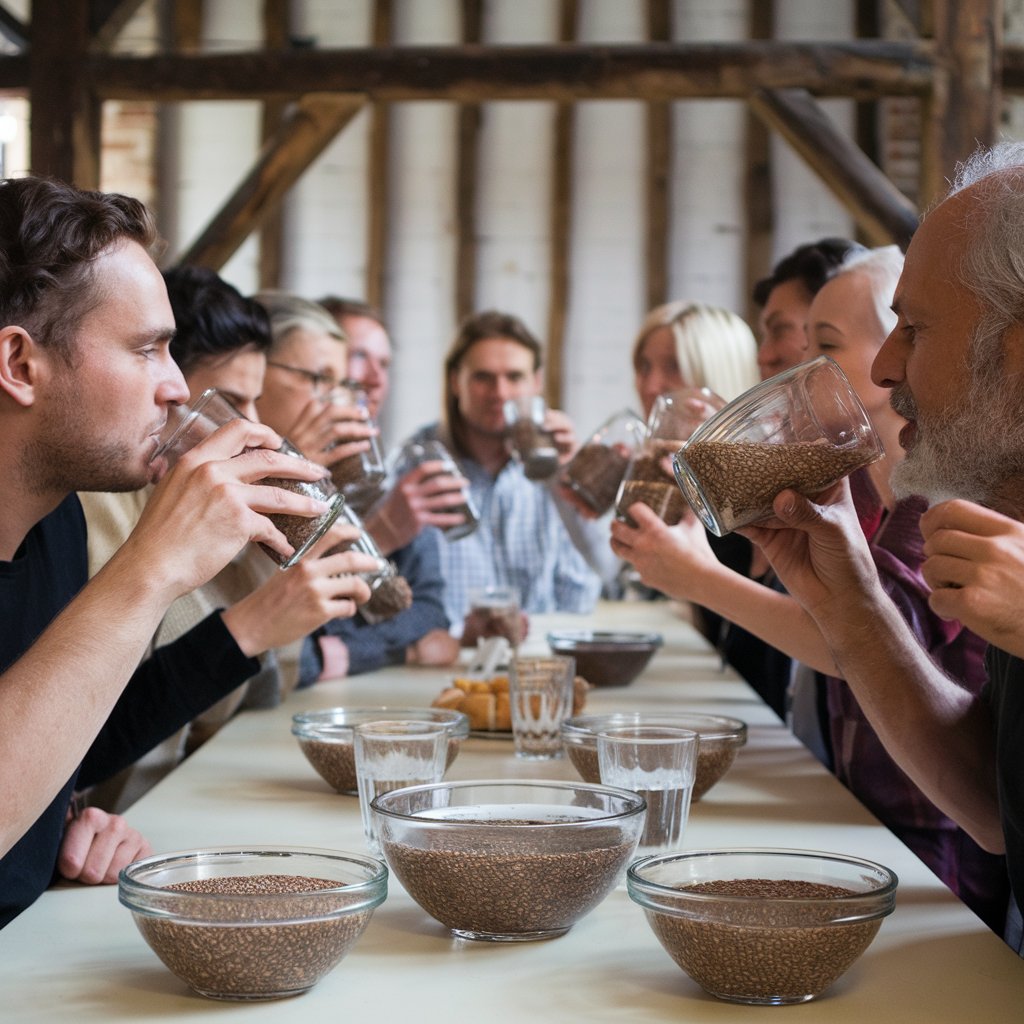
[741,142,1024,955]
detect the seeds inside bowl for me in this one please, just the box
[566,736,738,801]
[383,815,635,939]
[135,874,372,1000]
[646,878,881,1004]
[298,736,460,795]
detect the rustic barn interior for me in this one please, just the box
[0,0,1014,441]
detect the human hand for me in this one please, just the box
[921,499,1024,657]
[609,502,718,598]
[407,628,461,667]
[739,479,880,619]
[365,464,471,553]
[120,419,340,601]
[57,805,152,886]
[278,398,376,467]
[544,408,578,463]
[221,523,377,656]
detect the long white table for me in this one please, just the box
[2,603,1021,1021]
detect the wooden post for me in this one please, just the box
[744,0,774,326]
[259,0,291,290]
[920,0,1001,208]
[454,0,482,323]
[29,0,100,186]
[645,0,671,312]
[545,0,577,410]
[366,0,393,311]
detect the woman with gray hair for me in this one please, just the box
[254,291,376,470]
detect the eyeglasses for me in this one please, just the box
[266,361,344,399]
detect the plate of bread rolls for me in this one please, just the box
[432,674,589,735]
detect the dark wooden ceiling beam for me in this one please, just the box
[84,41,934,102]
[176,94,366,271]
[89,0,150,52]
[0,3,27,51]
[748,88,919,249]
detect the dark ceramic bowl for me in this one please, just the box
[546,630,662,687]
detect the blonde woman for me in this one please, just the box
[631,301,759,418]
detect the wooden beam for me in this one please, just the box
[454,0,482,322]
[0,3,27,51]
[29,0,100,187]
[921,0,1000,207]
[744,0,774,326]
[366,0,393,311]
[645,0,671,311]
[749,88,919,249]
[89,0,150,52]
[177,94,366,270]
[259,0,292,291]
[545,0,577,411]
[90,41,934,102]
[169,0,204,54]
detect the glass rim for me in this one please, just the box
[151,387,225,462]
[596,726,700,745]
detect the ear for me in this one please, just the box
[0,326,42,408]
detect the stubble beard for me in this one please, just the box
[22,395,153,496]
[890,319,1024,507]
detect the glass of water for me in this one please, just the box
[597,726,699,855]
[354,720,448,854]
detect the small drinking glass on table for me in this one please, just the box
[597,726,699,856]
[466,585,522,648]
[508,655,576,760]
[355,720,448,855]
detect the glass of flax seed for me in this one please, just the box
[673,355,883,537]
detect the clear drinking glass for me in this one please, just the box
[614,388,725,527]
[153,388,344,570]
[503,395,560,481]
[329,382,387,515]
[560,408,646,516]
[508,655,576,760]
[467,585,521,648]
[597,725,699,855]
[673,355,884,536]
[354,720,448,854]
[392,438,480,541]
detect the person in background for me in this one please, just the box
[753,237,866,380]
[735,142,1024,954]
[292,295,459,678]
[402,310,603,638]
[0,178,338,927]
[253,291,377,473]
[631,300,760,418]
[80,268,375,811]
[612,244,1010,934]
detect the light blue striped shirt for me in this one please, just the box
[407,424,602,629]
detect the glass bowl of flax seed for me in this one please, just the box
[673,356,883,537]
[118,846,387,1001]
[627,847,897,1005]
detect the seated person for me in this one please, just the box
[302,296,460,677]
[401,310,604,638]
[0,177,346,927]
[80,268,375,812]
[612,245,1010,934]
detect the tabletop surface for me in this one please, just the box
[2,602,1021,1021]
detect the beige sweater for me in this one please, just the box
[79,489,302,811]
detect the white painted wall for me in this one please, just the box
[156,0,855,448]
